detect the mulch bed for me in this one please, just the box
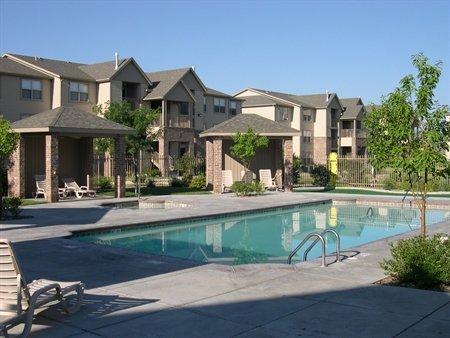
[375,276,450,293]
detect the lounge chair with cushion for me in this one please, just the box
[34,175,46,199]
[0,239,84,337]
[221,170,234,193]
[259,169,277,191]
[62,178,96,198]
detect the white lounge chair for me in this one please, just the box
[0,239,84,337]
[62,178,96,198]
[34,175,46,199]
[221,170,233,193]
[259,169,277,190]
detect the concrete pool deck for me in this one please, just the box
[1,192,449,337]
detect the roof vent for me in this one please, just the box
[34,56,38,61]
[115,52,119,70]
[326,90,329,102]
[191,65,195,71]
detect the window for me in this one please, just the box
[301,152,313,165]
[203,97,206,113]
[275,106,291,121]
[303,111,312,122]
[180,102,189,115]
[303,130,312,143]
[21,79,42,100]
[356,120,362,129]
[214,97,226,113]
[229,101,237,115]
[70,82,88,102]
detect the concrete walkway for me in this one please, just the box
[2,193,449,337]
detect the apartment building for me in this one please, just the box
[0,53,241,174]
[339,98,367,157]
[234,88,344,164]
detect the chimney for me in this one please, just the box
[115,52,119,70]
[326,90,329,102]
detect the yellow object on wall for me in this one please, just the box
[328,152,338,187]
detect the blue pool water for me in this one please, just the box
[72,203,449,265]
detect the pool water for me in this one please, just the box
[72,203,449,265]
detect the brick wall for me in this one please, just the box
[205,139,214,188]
[283,138,293,191]
[45,134,59,202]
[212,138,222,194]
[313,137,328,164]
[7,135,25,197]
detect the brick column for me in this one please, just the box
[81,138,94,189]
[7,135,25,197]
[283,138,293,192]
[205,139,214,188]
[114,135,126,198]
[45,134,59,202]
[212,138,223,194]
[158,135,169,176]
[275,139,283,188]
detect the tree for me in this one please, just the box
[231,127,269,182]
[94,101,161,195]
[0,117,19,219]
[365,54,450,237]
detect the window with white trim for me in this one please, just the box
[70,82,88,102]
[275,106,291,121]
[214,97,226,113]
[303,110,312,122]
[229,101,237,115]
[21,79,42,100]
[303,130,312,143]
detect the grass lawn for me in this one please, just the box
[22,199,48,206]
[294,187,450,198]
[97,186,211,198]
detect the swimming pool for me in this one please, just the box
[72,203,449,265]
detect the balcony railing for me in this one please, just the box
[168,115,191,128]
[340,129,354,137]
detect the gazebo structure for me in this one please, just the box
[8,106,134,202]
[200,114,299,194]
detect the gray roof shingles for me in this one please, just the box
[250,88,314,108]
[200,113,299,137]
[0,58,52,78]
[241,95,286,107]
[205,87,232,98]
[78,59,130,81]
[340,97,364,120]
[11,106,134,134]
[144,68,191,100]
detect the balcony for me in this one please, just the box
[340,129,354,137]
[168,115,191,128]
[330,139,339,149]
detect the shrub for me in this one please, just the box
[143,167,161,178]
[171,177,188,187]
[293,155,301,185]
[380,234,450,288]
[2,197,22,218]
[189,174,206,189]
[310,165,330,187]
[231,181,264,196]
[382,177,396,190]
[96,176,113,191]
[174,153,197,178]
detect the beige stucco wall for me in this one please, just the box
[340,137,352,147]
[0,74,52,122]
[97,82,111,108]
[242,105,275,120]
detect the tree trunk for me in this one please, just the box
[419,197,426,238]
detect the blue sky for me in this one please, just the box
[1,0,449,105]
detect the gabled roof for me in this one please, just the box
[241,95,290,107]
[145,67,207,100]
[365,104,380,114]
[5,53,94,81]
[11,106,134,135]
[0,57,52,78]
[200,113,299,137]
[340,97,365,120]
[295,93,340,109]
[246,88,314,108]
[205,87,232,98]
[3,53,151,84]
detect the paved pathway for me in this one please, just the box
[2,193,449,337]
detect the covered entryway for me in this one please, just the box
[8,106,134,202]
[200,114,299,194]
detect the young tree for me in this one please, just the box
[0,117,19,219]
[95,101,161,194]
[365,54,450,237]
[231,127,269,182]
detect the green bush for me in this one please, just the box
[2,197,22,218]
[231,181,264,196]
[310,165,330,187]
[96,176,113,191]
[171,177,188,187]
[293,155,301,185]
[143,167,161,178]
[382,177,396,190]
[189,174,206,189]
[380,234,450,288]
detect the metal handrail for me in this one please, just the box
[287,232,326,266]
[303,229,341,264]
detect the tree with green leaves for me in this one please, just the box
[0,117,19,219]
[231,127,269,182]
[365,54,450,237]
[93,101,161,194]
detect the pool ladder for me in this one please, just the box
[287,229,341,266]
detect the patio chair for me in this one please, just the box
[34,175,46,199]
[0,239,84,337]
[62,178,96,199]
[221,170,233,193]
[259,169,277,191]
